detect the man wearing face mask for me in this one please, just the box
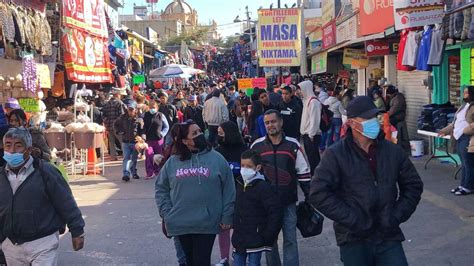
[309,96,423,265]
[0,128,85,265]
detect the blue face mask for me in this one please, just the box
[150,108,157,115]
[358,118,381,139]
[3,151,26,168]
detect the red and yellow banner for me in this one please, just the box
[258,9,302,67]
[62,0,108,38]
[62,0,112,83]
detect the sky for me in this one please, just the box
[120,0,300,38]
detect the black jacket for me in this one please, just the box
[159,104,178,128]
[183,105,206,131]
[143,111,166,141]
[251,135,311,206]
[232,177,283,254]
[0,159,85,244]
[309,130,423,246]
[114,113,144,143]
[215,144,248,179]
[278,97,303,139]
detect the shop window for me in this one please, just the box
[448,56,461,107]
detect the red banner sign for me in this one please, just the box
[62,29,112,83]
[365,40,390,57]
[322,20,336,49]
[62,0,108,38]
[359,0,394,36]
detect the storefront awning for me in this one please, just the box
[328,32,386,53]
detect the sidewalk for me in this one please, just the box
[58,156,474,265]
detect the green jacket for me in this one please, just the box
[155,148,235,236]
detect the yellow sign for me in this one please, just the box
[258,8,302,67]
[37,64,51,89]
[238,78,253,89]
[343,48,369,69]
[18,98,40,113]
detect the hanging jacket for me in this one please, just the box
[232,175,283,254]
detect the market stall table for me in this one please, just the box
[417,130,460,179]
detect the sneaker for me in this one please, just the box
[215,258,229,266]
[133,174,140,179]
[451,186,462,193]
[122,176,130,182]
[455,188,472,196]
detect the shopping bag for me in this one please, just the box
[296,201,324,238]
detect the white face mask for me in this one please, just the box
[240,167,257,182]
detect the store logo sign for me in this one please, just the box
[362,0,393,15]
[365,40,390,56]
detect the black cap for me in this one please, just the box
[346,96,381,119]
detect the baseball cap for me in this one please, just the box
[127,101,137,109]
[346,96,382,119]
[188,95,197,101]
[5,98,20,109]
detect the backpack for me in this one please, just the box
[308,97,333,132]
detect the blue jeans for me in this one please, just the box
[173,237,186,264]
[121,143,138,177]
[340,241,408,266]
[320,131,327,150]
[327,118,342,147]
[266,204,298,266]
[457,134,474,190]
[233,251,262,266]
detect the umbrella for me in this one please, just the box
[149,64,205,78]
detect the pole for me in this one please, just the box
[298,0,308,76]
[246,6,255,78]
[278,1,282,85]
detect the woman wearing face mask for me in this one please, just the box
[143,99,169,179]
[439,86,474,196]
[155,120,236,266]
[215,121,248,266]
[6,109,51,162]
[232,150,282,266]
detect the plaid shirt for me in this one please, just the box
[102,98,125,129]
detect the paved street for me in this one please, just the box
[58,157,474,266]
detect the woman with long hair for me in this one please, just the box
[215,121,248,265]
[155,120,236,265]
[248,101,266,142]
[439,86,474,195]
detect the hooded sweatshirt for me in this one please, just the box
[155,148,236,236]
[299,80,321,137]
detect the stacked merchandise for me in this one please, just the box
[417,102,457,132]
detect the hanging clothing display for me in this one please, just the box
[428,27,445,66]
[417,27,433,71]
[397,29,415,71]
[402,30,422,67]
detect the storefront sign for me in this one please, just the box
[343,48,369,69]
[322,20,336,49]
[257,9,302,67]
[18,98,40,113]
[311,52,328,74]
[389,41,399,53]
[322,0,336,24]
[62,30,112,83]
[62,0,108,38]
[393,0,444,30]
[238,78,268,90]
[305,17,322,34]
[336,14,358,44]
[133,75,145,85]
[365,40,390,56]
[359,0,394,36]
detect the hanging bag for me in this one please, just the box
[296,201,324,238]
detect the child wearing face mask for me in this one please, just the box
[232,150,283,266]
